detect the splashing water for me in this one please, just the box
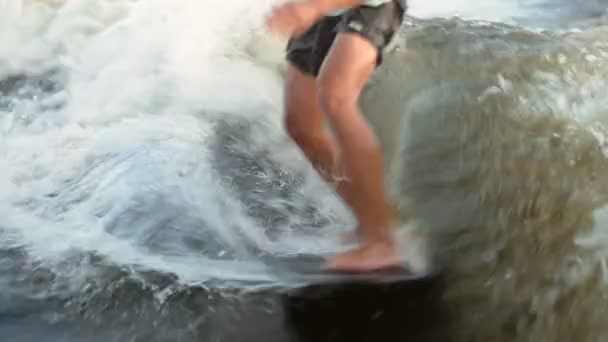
[0,0,360,292]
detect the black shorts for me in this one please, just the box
[286,0,406,77]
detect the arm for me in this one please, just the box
[266,0,367,36]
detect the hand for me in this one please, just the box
[265,1,322,37]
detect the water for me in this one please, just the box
[3,0,608,341]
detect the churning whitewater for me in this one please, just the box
[0,0,364,290]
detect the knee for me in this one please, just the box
[317,78,358,121]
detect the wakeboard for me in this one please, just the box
[272,254,433,286]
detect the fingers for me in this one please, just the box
[265,4,297,35]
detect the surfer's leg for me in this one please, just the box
[285,64,367,247]
[284,17,359,204]
[316,2,405,271]
[284,64,361,244]
[284,65,338,180]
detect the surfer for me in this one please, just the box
[266,0,407,272]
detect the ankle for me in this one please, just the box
[360,230,396,248]
[357,215,396,242]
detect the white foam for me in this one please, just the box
[408,0,524,23]
[0,0,344,287]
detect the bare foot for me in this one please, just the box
[324,240,403,273]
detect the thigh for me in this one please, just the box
[317,32,377,99]
[285,21,320,77]
[284,63,324,130]
[284,16,342,130]
[338,1,405,66]
[316,1,405,102]
[286,16,342,77]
